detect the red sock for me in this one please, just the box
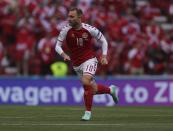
[83,85,93,111]
[97,84,110,94]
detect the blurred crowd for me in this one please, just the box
[0,0,173,76]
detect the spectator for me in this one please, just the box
[0,0,173,76]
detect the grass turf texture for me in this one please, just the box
[0,106,173,131]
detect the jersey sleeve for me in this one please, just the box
[83,24,108,55]
[55,25,70,55]
[57,25,69,42]
[84,24,103,40]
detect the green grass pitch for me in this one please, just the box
[0,106,173,131]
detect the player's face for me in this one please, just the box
[68,10,80,27]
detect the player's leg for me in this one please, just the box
[79,58,98,121]
[82,58,119,104]
[79,58,119,121]
[80,57,117,121]
[73,64,93,121]
[90,79,119,104]
[81,74,94,121]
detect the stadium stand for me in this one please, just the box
[0,0,173,76]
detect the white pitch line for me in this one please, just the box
[41,107,83,111]
[0,115,71,119]
[0,116,34,119]
[0,123,173,127]
[0,114,173,119]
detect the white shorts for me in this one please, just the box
[73,57,98,78]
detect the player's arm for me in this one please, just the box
[55,40,70,61]
[100,35,108,65]
[90,26,108,65]
[55,27,71,61]
[98,34,108,65]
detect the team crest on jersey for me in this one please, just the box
[82,32,88,39]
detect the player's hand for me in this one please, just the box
[61,52,71,61]
[100,55,108,65]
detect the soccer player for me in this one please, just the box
[55,7,119,121]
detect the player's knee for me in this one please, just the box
[81,76,91,86]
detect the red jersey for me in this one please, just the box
[56,23,104,66]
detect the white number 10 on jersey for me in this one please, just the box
[76,38,83,46]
